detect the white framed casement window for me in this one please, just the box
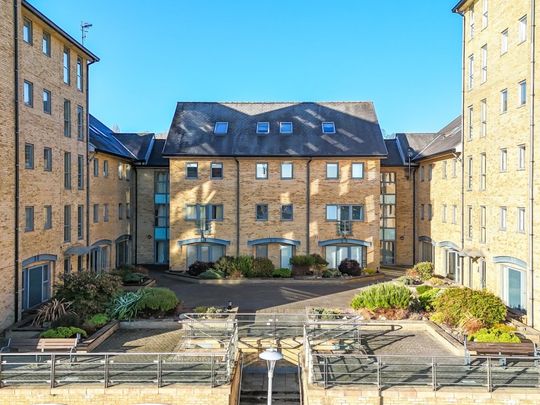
[519,15,527,43]
[256,122,270,134]
[23,18,32,43]
[502,266,526,311]
[500,148,508,172]
[500,89,508,113]
[481,45,487,83]
[467,205,473,239]
[518,207,526,233]
[519,80,527,106]
[480,153,486,190]
[76,57,83,91]
[468,54,474,90]
[501,29,508,54]
[281,162,293,179]
[518,144,526,170]
[210,162,223,179]
[467,106,473,140]
[480,99,487,137]
[481,0,488,29]
[480,206,486,243]
[500,206,507,231]
[42,31,51,56]
[44,205,52,230]
[23,80,33,107]
[256,162,268,179]
[185,162,198,179]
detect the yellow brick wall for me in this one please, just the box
[16,4,93,316]
[415,155,462,277]
[0,0,17,331]
[169,157,381,270]
[89,152,133,269]
[459,0,540,324]
[381,167,414,266]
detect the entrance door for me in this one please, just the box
[507,268,524,310]
[280,245,293,269]
[446,250,457,280]
[381,241,395,265]
[24,264,50,309]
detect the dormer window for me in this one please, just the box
[280,122,293,134]
[256,122,270,134]
[214,122,229,134]
[322,122,336,134]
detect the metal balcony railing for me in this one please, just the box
[337,220,352,236]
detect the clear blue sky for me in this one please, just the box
[31,0,462,135]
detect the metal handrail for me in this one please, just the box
[310,353,540,392]
[236,352,244,405]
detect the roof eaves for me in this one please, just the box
[22,0,100,62]
[452,0,468,13]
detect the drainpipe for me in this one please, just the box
[528,0,536,327]
[412,168,416,263]
[13,0,20,323]
[85,59,96,269]
[235,158,240,256]
[133,167,138,264]
[459,11,466,260]
[306,158,312,254]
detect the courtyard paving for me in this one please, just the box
[148,268,398,312]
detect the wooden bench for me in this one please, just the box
[0,336,79,354]
[464,339,538,366]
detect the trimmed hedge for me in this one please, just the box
[136,288,179,313]
[41,326,87,339]
[339,259,361,276]
[272,268,292,278]
[252,258,275,278]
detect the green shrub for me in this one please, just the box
[199,269,225,279]
[212,256,237,277]
[272,268,292,278]
[338,259,362,276]
[187,261,214,277]
[311,307,345,321]
[109,290,145,320]
[86,313,110,328]
[418,288,440,311]
[290,255,315,267]
[432,287,506,328]
[322,268,341,278]
[413,262,434,281]
[123,272,147,284]
[51,312,82,328]
[364,268,377,275]
[136,287,179,315]
[416,285,433,295]
[395,276,415,285]
[252,258,275,278]
[40,326,87,339]
[351,283,412,310]
[236,256,254,278]
[428,276,445,286]
[55,271,122,320]
[469,325,520,343]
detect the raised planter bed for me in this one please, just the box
[165,271,385,285]
[122,277,156,291]
[77,320,120,353]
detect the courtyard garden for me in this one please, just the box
[183,254,378,280]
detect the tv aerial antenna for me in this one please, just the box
[81,22,93,45]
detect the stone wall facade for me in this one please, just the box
[169,157,381,270]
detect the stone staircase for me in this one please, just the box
[239,355,300,405]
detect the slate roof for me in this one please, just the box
[392,116,462,163]
[381,138,406,167]
[89,115,136,160]
[163,102,388,158]
[146,138,169,167]
[113,133,154,161]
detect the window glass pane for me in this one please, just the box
[280,245,293,269]
[256,122,270,134]
[340,206,350,220]
[326,163,338,178]
[214,122,228,134]
[352,205,364,221]
[186,245,197,267]
[211,163,223,178]
[326,205,338,221]
[322,122,335,133]
[255,245,268,258]
[326,246,337,269]
[256,204,268,220]
[256,163,268,179]
[280,122,293,134]
[186,205,197,220]
[281,205,293,220]
[186,163,198,178]
[209,245,224,262]
[352,163,364,178]
[281,162,293,179]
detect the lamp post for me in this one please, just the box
[259,348,283,405]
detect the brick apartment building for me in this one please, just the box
[1,0,540,332]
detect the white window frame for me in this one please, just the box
[281,162,293,179]
[518,207,526,233]
[519,80,527,106]
[481,0,488,29]
[500,206,507,231]
[500,89,508,113]
[500,148,508,172]
[518,145,526,170]
[326,162,339,179]
[214,122,228,134]
[280,122,293,134]
[480,99,487,137]
[467,106,473,140]
[481,45,487,83]
[468,54,474,90]
[519,15,528,43]
[322,122,336,134]
[480,153,486,190]
[256,122,270,134]
[256,162,268,179]
[501,29,508,54]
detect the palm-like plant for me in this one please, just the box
[32,298,73,326]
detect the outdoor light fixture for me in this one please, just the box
[259,348,283,405]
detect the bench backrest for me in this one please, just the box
[37,338,78,350]
[468,342,536,355]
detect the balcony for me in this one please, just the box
[337,220,352,236]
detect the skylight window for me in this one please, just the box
[280,122,293,134]
[322,122,336,134]
[256,122,270,134]
[214,122,229,135]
